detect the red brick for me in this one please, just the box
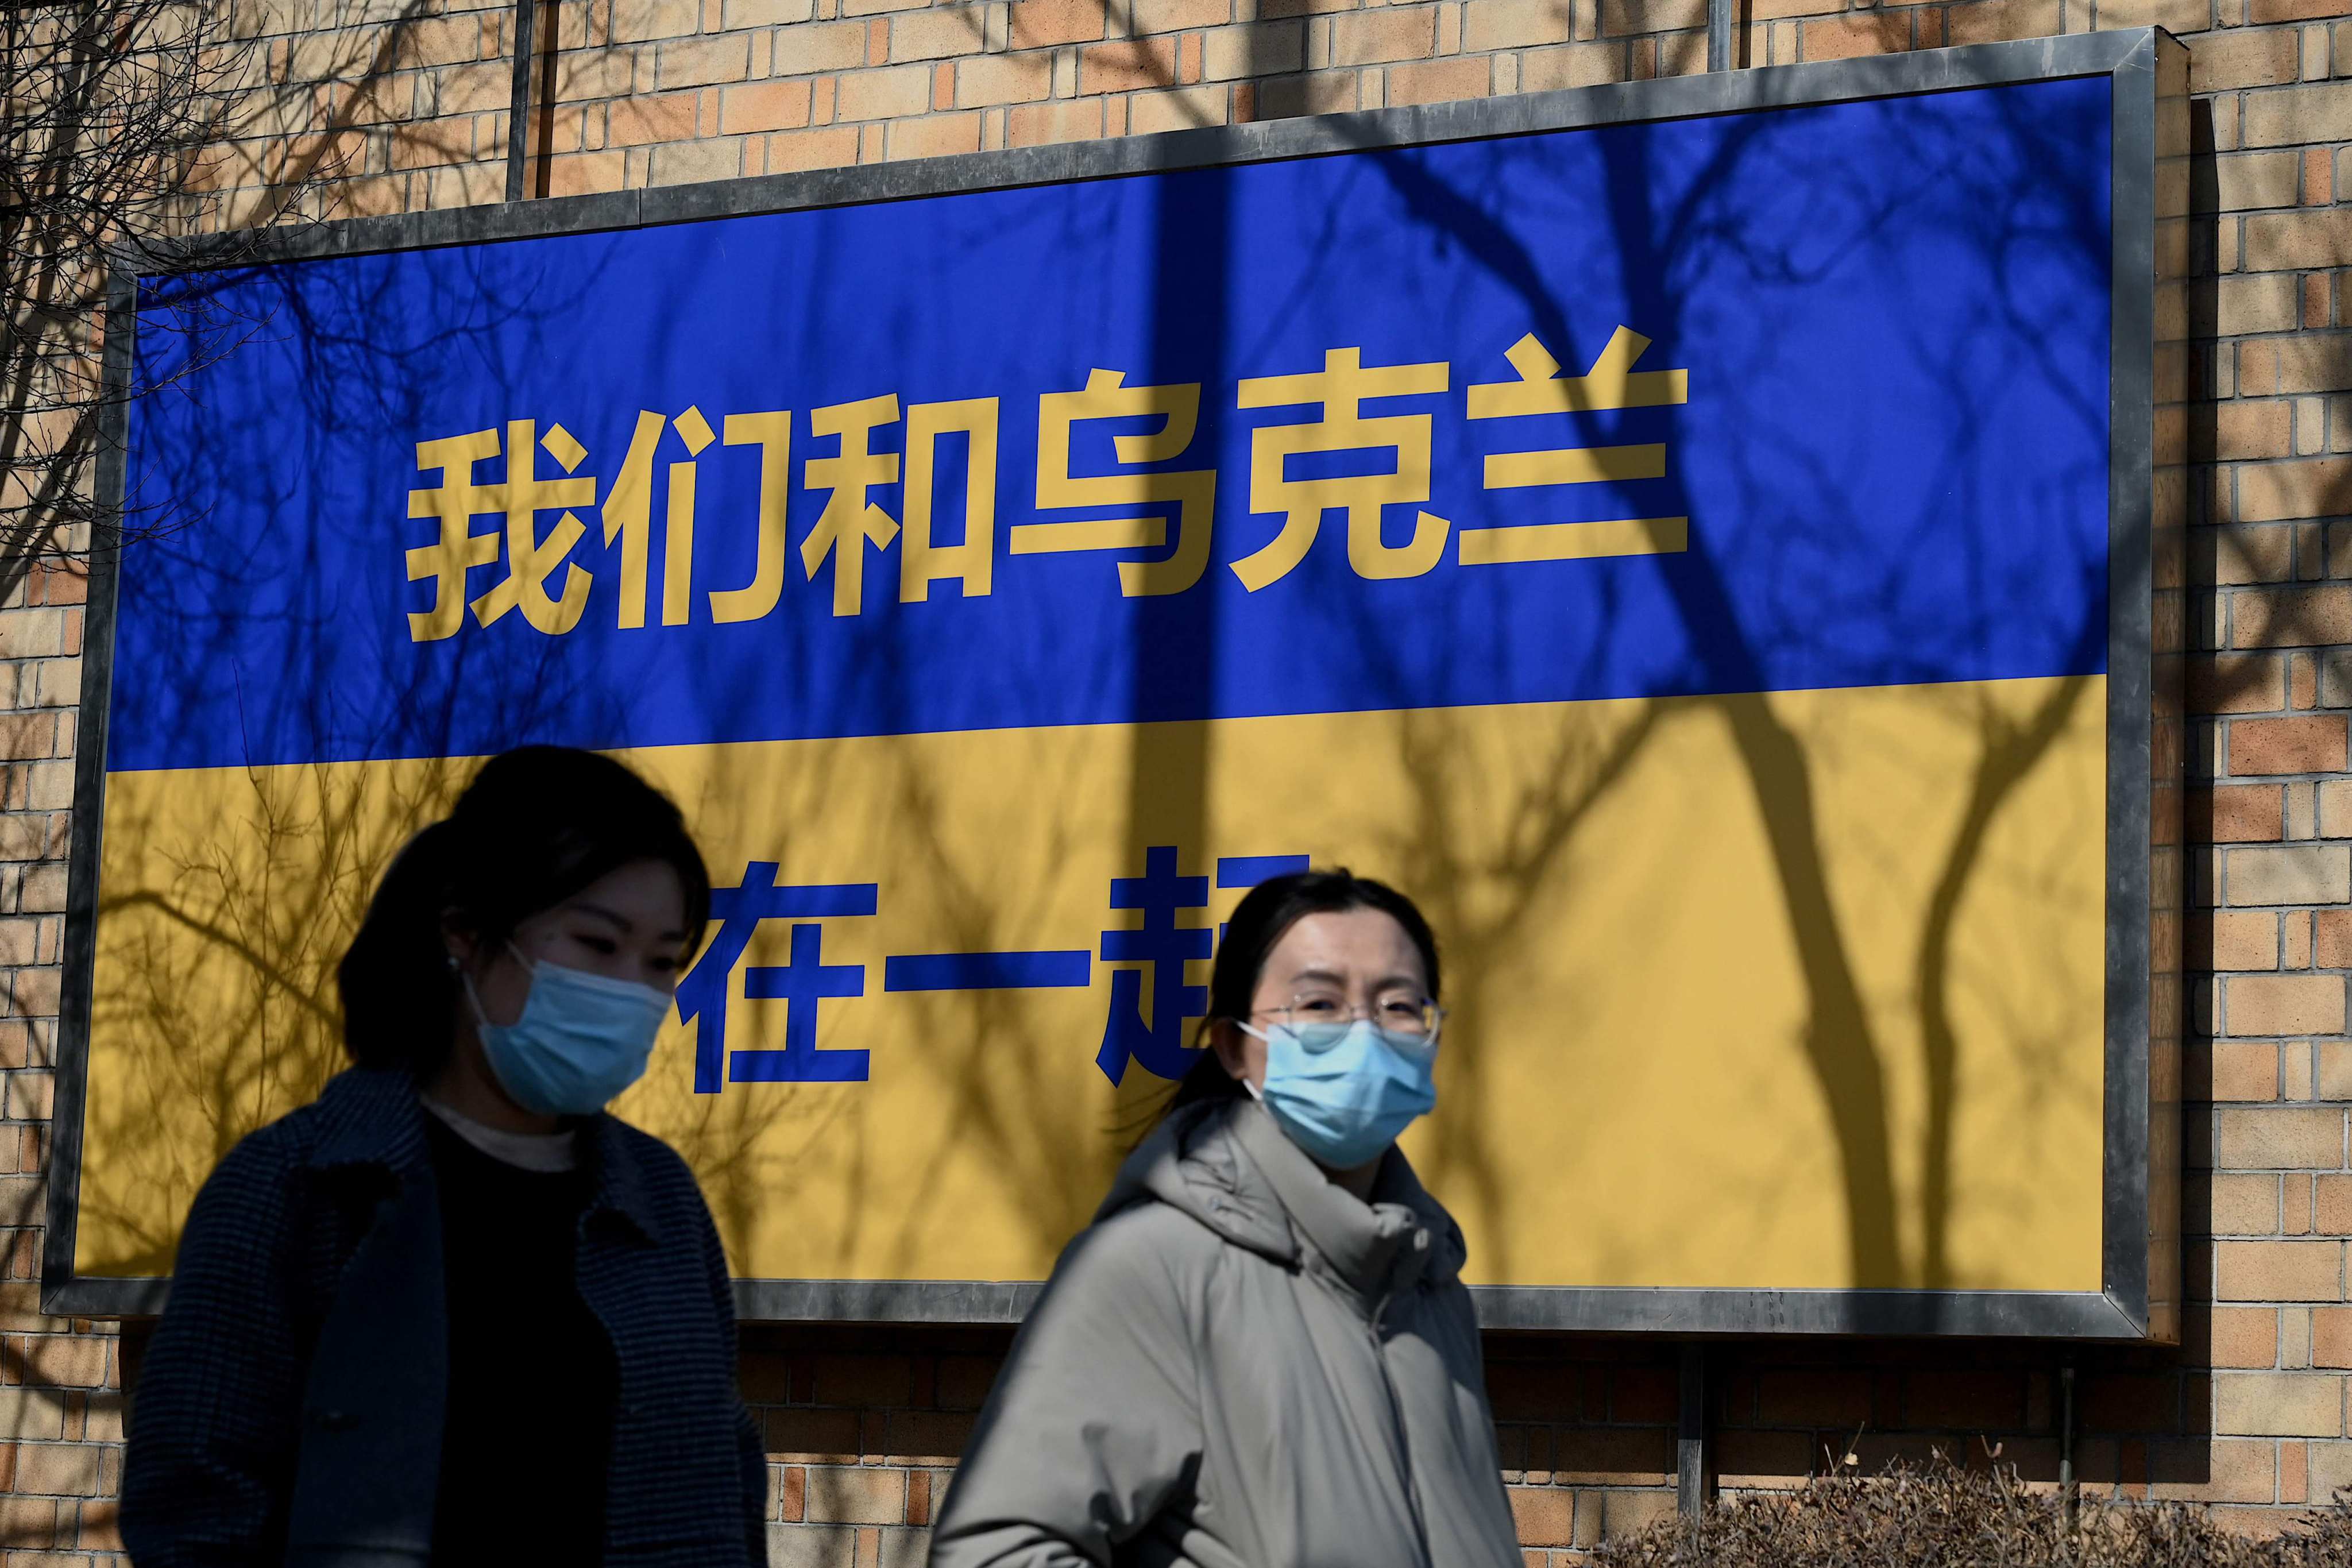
[2214,400,2296,459]
[2216,1372,2345,1436]
[0,717,57,762]
[1386,56,1490,106]
[880,1408,972,1464]
[2214,1040,2284,1099]
[889,6,992,60]
[2230,716,2348,774]
[809,1354,914,1406]
[2203,910,2284,971]
[2083,1373,2181,1434]
[1593,1489,1678,1539]
[1079,37,1176,92]
[2239,460,2352,524]
[766,127,862,174]
[1329,7,1436,64]
[607,91,701,146]
[2212,524,2299,585]
[764,1406,863,1463]
[776,20,871,71]
[1548,1426,1674,1485]
[2207,1172,2287,1236]
[2229,974,2347,1036]
[1252,69,1360,117]
[2202,1306,2283,1368]
[1799,11,1908,58]
[836,64,933,119]
[2192,29,2298,92]
[2153,1436,2281,1504]
[13,1442,102,1498]
[2197,786,2288,841]
[2251,0,2343,22]
[934,1356,1003,1411]
[2218,1240,2346,1301]
[5,1336,105,1391]
[1487,1361,1585,1422]
[1944,0,2060,44]
[2317,1307,2352,1367]
[2219,1107,2347,1168]
[545,150,625,196]
[1508,1485,1575,1547]
[885,111,982,160]
[2319,910,2352,970]
[1609,1366,1678,1424]
[1600,0,1703,30]
[720,80,814,133]
[956,52,1054,107]
[1716,1427,1814,1485]
[802,1463,903,1524]
[1755,1369,1871,1426]
[1011,0,1108,45]
[2192,653,2286,715]
[1462,0,1574,49]
[1902,1370,2025,1430]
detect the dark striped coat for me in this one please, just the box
[120,1068,766,1566]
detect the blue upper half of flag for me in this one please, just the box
[111,76,2115,773]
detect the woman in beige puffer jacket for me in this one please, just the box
[930,870,1523,1568]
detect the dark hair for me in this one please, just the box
[1163,867,1442,1118]
[336,746,712,1075]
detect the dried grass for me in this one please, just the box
[1592,1459,2352,1566]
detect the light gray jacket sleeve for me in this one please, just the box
[929,1210,1204,1568]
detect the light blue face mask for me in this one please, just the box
[1240,1018,1438,1171]
[462,946,673,1117]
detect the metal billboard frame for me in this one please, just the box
[48,28,2188,1337]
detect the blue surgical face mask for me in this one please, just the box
[462,945,673,1117]
[1240,1018,1438,1171]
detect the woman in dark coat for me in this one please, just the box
[121,746,766,1567]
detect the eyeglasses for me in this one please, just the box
[1258,990,1446,1044]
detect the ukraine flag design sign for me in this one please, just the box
[52,32,2187,1338]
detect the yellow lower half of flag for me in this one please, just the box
[80,671,2107,1294]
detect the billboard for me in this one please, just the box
[51,31,2187,1337]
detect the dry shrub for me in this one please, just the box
[1592,1459,2352,1566]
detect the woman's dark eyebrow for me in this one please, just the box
[570,903,693,949]
[1285,965,1427,992]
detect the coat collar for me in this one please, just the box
[303,1068,663,1245]
[1227,1098,1461,1309]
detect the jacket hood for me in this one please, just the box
[1096,1096,1469,1303]
[1095,1096,1297,1263]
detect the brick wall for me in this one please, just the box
[6,0,2351,1559]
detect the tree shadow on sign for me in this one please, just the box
[1218,72,2151,1307]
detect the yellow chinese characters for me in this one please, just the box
[407,422,595,641]
[397,327,1692,641]
[1231,348,1451,592]
[801,394,1001,617]
[1015,369,1216,598]
[1461,328,1690,566]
